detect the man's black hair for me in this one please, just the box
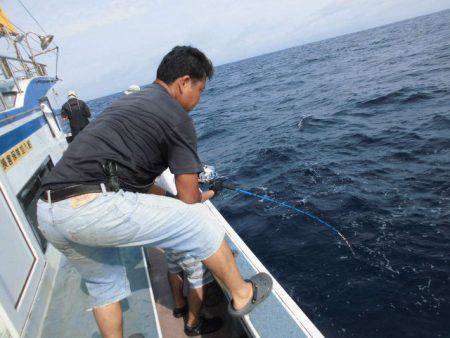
[157,46,214,84]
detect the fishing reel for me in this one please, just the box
[199,165,236,192]
[199,165,218,184]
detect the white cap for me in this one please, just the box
[67,90,77,99]
[124,84,141,95]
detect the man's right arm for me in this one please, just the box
[82,101,91,118]
[175,173,214,204]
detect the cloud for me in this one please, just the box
[2,0,450,100]
[54,0,149,38]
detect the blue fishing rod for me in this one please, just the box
[200,165,355,256]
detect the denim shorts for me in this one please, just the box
[165,249,213,289]
[37,190,224,307]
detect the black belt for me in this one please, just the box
[40,184,114,203]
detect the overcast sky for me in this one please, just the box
[2,0,450,100]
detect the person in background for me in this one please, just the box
[61,90,91,139]
[165,249,222,336]
[124,84,141,95]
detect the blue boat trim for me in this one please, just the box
[0,108,41,128]
[0,116,46,154]
[0,77,56,124]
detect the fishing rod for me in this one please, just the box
[200,165,355,256]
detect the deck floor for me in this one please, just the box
[40,247,160,338]
[146,248,244,338]
[39,245,247,337]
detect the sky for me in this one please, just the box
[2,0,450,101]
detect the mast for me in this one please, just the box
[0,5,58,87]
[0,6,18,36]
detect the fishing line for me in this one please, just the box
[199,166,355,255]
[227,185,355,256]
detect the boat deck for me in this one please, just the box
[38,246,243,338]
[40,247,160,338]
[146,248,244,338]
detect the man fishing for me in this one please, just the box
[37,46,272,338]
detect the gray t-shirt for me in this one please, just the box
[43,83,203,192]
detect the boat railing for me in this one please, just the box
[0,54,47,91]
[0,54,48,111]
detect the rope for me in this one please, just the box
[233,187,355,255]
[16,0,48,34]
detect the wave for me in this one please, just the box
[413,137,450,155]
[415,114,450,131]
[303,55,332,64]
[297,115,338,131]
[357,87,434,107]
[332,109,352,116]
[402,92,433,103]
[255,147,293,163]
[340,195,377,212]
[197,128,227,141]
[234,146,296,177]
[382,151,419,162]
[297,115,312,129]
[340,132,382,146]
[278,96,296,105]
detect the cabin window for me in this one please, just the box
[2,91,16,109]
[17,156,54,252]
[0,79,16,111]
[0,91,17,111]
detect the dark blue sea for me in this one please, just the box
[61,9,450,337]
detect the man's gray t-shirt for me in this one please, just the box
[43,83,203,192]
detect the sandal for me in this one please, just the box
[184,316,223,336]
[228,272,273,317]
[173,303,188,318]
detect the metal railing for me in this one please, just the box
[1,54,47,93]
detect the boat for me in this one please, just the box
[0,6,324,338]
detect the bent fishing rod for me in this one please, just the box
[200,165,355,256]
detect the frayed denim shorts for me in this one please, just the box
[37,190,224,307]
[165,249,214,289]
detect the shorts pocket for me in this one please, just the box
[54,194,140,247]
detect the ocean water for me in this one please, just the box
[65,9,450,337]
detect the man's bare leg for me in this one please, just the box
[167,271,206,326]
[167,272,187,309]
[93,301,123,338]
[186,286,204,327]
[202,240,253,310]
